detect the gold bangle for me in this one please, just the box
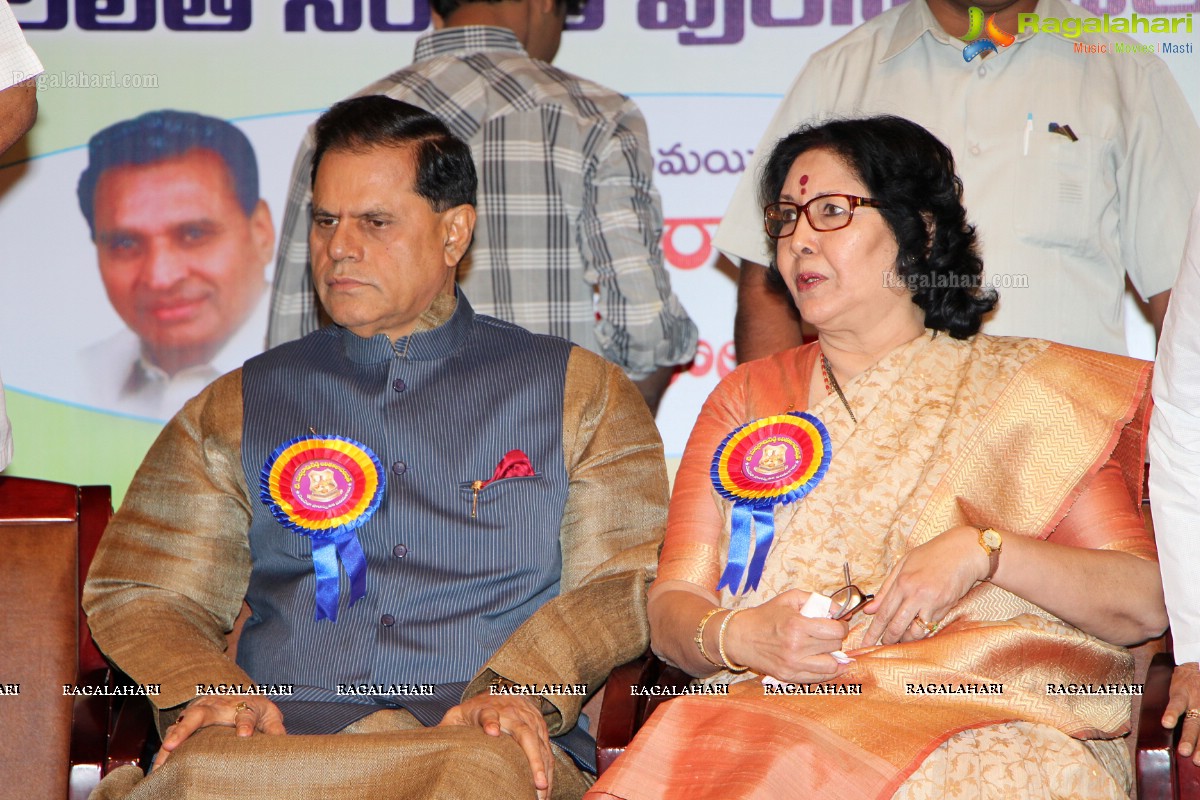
[694,607,724,668]
[718,608,749,672]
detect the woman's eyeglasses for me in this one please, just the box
[828,562,874,620]
[764,195,884,239]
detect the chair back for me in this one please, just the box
[0,477,111,800]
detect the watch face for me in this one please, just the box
[983,529,1002,550]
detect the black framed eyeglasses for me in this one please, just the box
[829,562,874,621]
[764,195,885,238]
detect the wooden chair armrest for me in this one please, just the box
[106,692,158,773]
[1138,653,1200,800]
[1139,652,1177,800]
[68,665,159,799]
[68,668,115,800]
[595,651,692,775]
[69,701,109,797]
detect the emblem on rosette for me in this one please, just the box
[260,435,385,621]
[711,412,831,594]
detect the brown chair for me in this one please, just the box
[594,650,689,775]
[0,475,127,800]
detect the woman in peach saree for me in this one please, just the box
[588,117,1165,800]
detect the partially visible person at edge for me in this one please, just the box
[714,0,1200,363]
[76,111,274,421]
[1151,196,1200,767]
[267,0,697,415]
[589,116,1166,800]
[0,0,45,470]
[0,0,40,157]
[83,96,666,800]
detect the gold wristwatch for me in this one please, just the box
[978,527,1002,581]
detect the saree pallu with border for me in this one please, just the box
[590,332,1153,800]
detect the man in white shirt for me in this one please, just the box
[0,0,45,469]
[0,0,40,157]
[715,0,1200,361]
[76,110,274,420]
[1149,197,1200,764]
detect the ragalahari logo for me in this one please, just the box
[961,7,1016,61]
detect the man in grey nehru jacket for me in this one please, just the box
[84,96,666,800]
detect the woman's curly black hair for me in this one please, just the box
[758,115,997,339]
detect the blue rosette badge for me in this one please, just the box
[710,412,832,595]
[260,435,385,621]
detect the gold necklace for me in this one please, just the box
[821,354,857,424]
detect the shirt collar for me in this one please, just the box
[882,0,945,62]
[338,289,475,365]
[881,0,1055,62]
[413,26,527,62]
[126,288,269,387]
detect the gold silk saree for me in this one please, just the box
[591,332,1154,800]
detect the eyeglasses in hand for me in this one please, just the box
[829,562,874,621]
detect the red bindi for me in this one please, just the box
[799,174,809,195]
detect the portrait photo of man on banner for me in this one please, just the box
[75,110,274,421]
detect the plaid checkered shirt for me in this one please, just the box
[268,26,696,379]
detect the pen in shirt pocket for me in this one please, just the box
[1023,113,1033,156]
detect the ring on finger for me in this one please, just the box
[234,701,251,714]
[912,615,938,635]
[1185,709,1200,720]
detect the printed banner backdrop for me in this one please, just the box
[1,0,1197,503]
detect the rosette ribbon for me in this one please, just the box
[710,412,831,595]
[260,435,386,621]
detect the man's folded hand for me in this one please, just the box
[439,693,553,800]
[153,695,287,771]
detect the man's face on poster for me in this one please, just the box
[92,147,273,374]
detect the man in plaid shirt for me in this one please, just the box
[268,0,697,413]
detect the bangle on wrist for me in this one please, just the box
[718,608,749,673]
[694,607,724,668]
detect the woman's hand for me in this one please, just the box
[860,525,988,647]
[724,589,851,683]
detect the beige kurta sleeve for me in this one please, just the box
[463,347,668,734]
[82,369,255,711]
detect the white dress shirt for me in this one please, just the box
[1150,197,1200,664]
[0,1,43,90]
[79,291,269,422]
